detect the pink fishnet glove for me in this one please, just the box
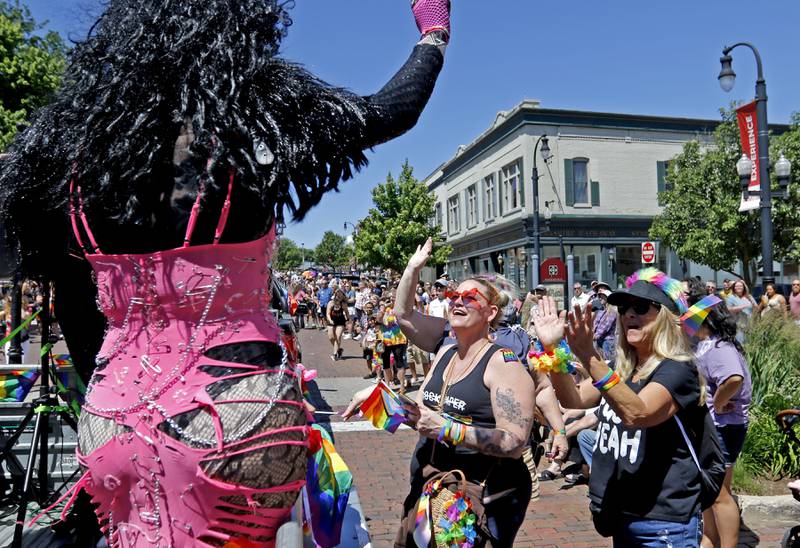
[412,0,451,43]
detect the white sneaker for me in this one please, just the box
[353,334,361,341]
[343,334,352,340]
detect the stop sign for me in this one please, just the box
[641,241,656,264]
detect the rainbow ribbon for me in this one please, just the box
[679,295,722,336]
[360,381,406,433]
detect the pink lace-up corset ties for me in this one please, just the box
[65,173,309,547]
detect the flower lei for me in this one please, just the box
[527,339,578,374]
[435,491,478,547]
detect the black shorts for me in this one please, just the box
[715,423,748,465]
[363,348,374,360]
[382,344,407,370]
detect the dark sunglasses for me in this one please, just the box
[618,298,661,316]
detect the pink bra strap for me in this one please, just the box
[213,169,235,244]
[183,167,235,248]
[182,181,205,248]
[68,180,102,254]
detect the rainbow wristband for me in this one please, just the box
[555,428,567,436]
[527,340,578,374]
[599,372,621,392]
[592,369,614,390]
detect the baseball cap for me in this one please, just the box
[594,281,611,292]
[434,279,448,288]
[608,279,681,314]
[534,284,546,292]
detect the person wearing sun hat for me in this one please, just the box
[530,267,724,545]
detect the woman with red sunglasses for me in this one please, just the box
[534,268,718,546]
[344,241,535,546]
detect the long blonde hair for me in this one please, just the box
[614,306,706,403]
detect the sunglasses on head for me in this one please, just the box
[618,298,661,316]
[444,288,489,309]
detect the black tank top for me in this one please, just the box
[330,302,346,325]
[410,343,531,498]
[421,343,498,429]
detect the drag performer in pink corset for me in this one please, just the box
[0,1,451,545]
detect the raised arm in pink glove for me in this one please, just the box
[412,0,451,44]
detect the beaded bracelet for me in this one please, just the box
[527,340,578,374]
[555,428,567,436]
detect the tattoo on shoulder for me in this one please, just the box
[495,387,531,430]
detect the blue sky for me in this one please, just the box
[24,0,800,248]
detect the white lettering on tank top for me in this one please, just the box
[422,390,467,412]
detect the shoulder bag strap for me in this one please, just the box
[674,415,701,473]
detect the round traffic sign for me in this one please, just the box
[642,242,656,264]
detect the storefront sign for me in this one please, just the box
[540,258,566,283]
[736,100,760,212]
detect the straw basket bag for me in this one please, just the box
[422,469,480,548]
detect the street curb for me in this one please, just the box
[738,494,800,522]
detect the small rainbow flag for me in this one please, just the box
[360,381,406,433]
[680,295,722,336]
[0,369,41,402]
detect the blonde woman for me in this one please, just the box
[534,269,709,546]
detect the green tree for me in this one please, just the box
[314,231,350,269]
[650,107,800,287]
[273,238,304,270]
[355,160,451,272]
[0,1,67,149]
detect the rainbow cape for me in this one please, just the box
[304,424,353,547]
[0,369,40,402]
[680,295,722,336]
[361,381,406,433]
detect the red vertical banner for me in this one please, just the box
[737,100,760,212]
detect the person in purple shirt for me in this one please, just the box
[694,302,752,548]
[591,289,617,362]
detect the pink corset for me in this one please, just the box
[54,173,309,547]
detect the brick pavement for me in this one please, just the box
[298,328,790,547]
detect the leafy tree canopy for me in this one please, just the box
[273,238,304,270]
[314,231,351,269]
[355,160,451,272]
[0,1,67,149]
[650,107,800,287]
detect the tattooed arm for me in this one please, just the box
[462,352,535,459]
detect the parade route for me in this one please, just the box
[298,327,789,548]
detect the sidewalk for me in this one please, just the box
[298,327,789,547]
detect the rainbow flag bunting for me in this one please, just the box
[360,381,406,433]
[304,424,353,547]
[680,295,722,336]
[0,369,41,402]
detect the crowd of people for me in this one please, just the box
[299,238,770,547]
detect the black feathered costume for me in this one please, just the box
[0,1,448,545]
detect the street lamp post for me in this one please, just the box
[530,134,553,289]
[544,201,568,311]
[719,42,776,286]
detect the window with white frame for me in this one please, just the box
[501,160,523,212]
[467,184,478,227]
[447,195,460,233]
[573,159,589,205]
[484,174,496,221]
